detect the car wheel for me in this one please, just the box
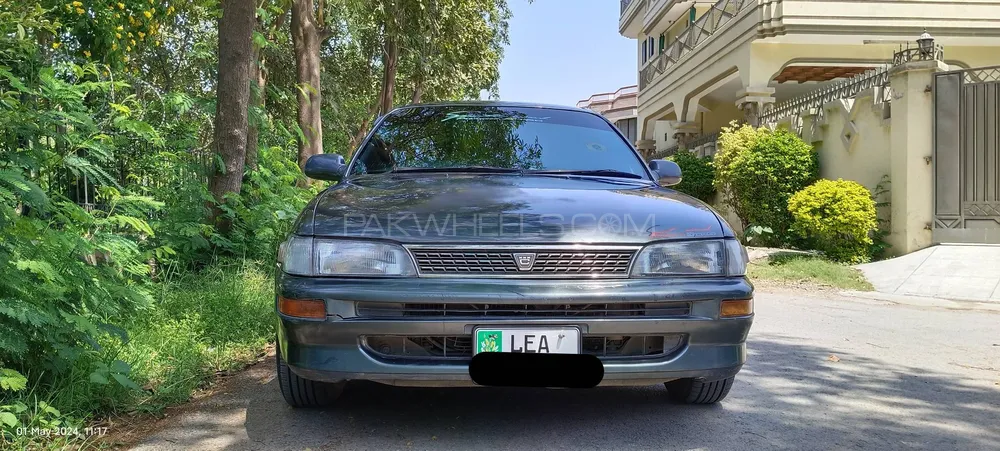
[665,376,735,404]
[276,347,345,408]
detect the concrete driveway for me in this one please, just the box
[858,245,1000,302]
[124,289,1000,451]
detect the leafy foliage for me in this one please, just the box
[667,150,715,202]
[713,121,771,227]
[0,0,515,446]
[788,179,879,264]
[715,125,818,245]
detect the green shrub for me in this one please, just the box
[713,121,771,227]
[716,126,818,245]
[788,179,878,263]
[666,150,715,202]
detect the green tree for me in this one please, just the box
[721,128,819,245]
[208,0,257,229]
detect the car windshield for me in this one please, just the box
[349,105,649,179]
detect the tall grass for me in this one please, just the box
[1,260,276,449]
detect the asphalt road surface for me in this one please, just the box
[126,288,1000,451]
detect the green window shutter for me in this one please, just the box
[689,7,696,25]
[659,35,665,53]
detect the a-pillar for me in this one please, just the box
[735,86,776,127]
[888,59,948,255]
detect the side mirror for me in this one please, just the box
[303,154,347,182]
[648,159,682,186]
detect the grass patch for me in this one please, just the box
[748,253,873,291]
[1,259,275,449]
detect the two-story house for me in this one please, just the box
[620,0,1000,156]
[577,85,639,143]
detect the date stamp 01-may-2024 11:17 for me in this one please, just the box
[14,426,109,438]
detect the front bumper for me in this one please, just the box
[277,273,753,387]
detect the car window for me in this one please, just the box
[350,106,648,178]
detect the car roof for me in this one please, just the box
[389,101,599,116]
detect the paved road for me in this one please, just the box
[128,288,1000,451]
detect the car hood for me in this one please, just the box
[297,174,730,243]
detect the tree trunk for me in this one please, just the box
[411,80,423,104]
[379,37,399,115]
[245,42,266,172]
[291,0,323,177]
[208,0,256,231]
[347,98,382,156]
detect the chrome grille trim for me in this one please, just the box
[361,334,686,361]
[355,302,692,319]
[404,244,641,278]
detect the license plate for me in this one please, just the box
[473,327,581,355]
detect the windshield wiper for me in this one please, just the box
[390,166,522,174]
[525,169,645,179]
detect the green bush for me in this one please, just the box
[716,126,818,245]
[667,150,715,202]
[788,179,878,263]
[713,121,771,227]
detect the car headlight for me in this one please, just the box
[631,239,747,277]
[280,236,417,277]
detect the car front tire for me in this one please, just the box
[276,346,345,408]
[665,376,735,404]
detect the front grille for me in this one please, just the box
[355,302,691,319]
[408,248,637,277]
[361,335,685,360]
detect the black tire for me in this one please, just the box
[276,348,345,408]
[665,376,735,404]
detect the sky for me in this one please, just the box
[495,0,637,107]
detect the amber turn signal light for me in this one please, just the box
[278,297,326,319]
[720,299,753,318]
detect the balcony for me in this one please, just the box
[621,0,634,15]
[619,0,645,36]
[639,0,755,90]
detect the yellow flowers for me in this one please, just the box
[137,31,145,39]
[71,1,82,6]
[52,42,62,49]
[116,32,122,38]
[154,40,160,46]
[126,46,131,51]
[116,25,124,31]
[167,6,174,14]
[143,10,152,19]
[76,7,85,14]
[118,2,125,9]
[83,50,91,58]
[130,39,136,46]
[112,43,118,50]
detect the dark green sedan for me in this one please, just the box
[274,102,753,407]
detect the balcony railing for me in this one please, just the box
[639,0,755,90]
[621,0,634,15]
[892,44,944,66]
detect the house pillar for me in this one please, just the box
[735,86,776,127]
[635,139,657,161]
[671,122,701,149]
[887,60,948,255]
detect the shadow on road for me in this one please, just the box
[137,335,1000,450]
